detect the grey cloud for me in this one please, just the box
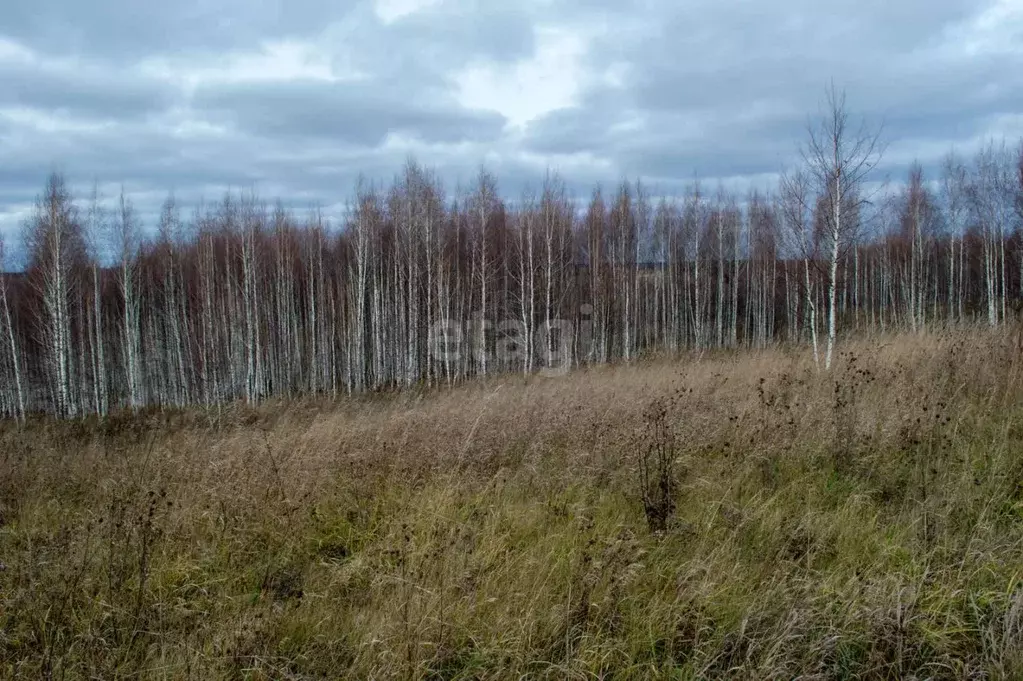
[626,1,980,116]
[389,5,536,63]
[525,0,1019,182]
[308,4,539,95]
[1,60,174,120]
[0,0,350,59]
[2,0,538,67]
[0,104,507,235]
[3,0,1023,245]
[612,110,798,181]
[520,92,627,156]
[192,80,506,145]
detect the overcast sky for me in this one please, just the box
[2,0,1022,247]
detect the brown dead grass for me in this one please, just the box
[2,327,1023,679]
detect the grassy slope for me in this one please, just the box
[2,328,1023,679]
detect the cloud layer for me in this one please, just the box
[2,0,1022,245]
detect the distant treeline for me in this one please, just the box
[1,133,1022,419]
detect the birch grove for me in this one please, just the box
[1,129,1022,418]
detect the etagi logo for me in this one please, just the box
[428,305,597,378]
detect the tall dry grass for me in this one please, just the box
[2,327,1023,679]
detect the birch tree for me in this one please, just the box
[0,232,25,423]
[469,169,499,376]
[801,84,883,369]
[539,173,572,368]
[157,194,190,406]
[899,163,939,332]
[24,173,83,417]
[585,188,609,363]
[683,181,706,349]
[780,168,821,366]
[515,189,537,373]
[940,153,969,324]
[83,182,108,416]
[1016,142,1023,305]
[113,188,143,410]
[969,142,1015,326]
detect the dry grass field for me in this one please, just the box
[2,328,1023,679]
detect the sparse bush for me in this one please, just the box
[638,397,680,533]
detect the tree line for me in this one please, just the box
[1,95,1022,420]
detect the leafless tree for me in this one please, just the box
[801,83,884,368]
[24,173,84,417]
[0,231,26,423]
[780,167,821,366]
[112,187,143,410]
